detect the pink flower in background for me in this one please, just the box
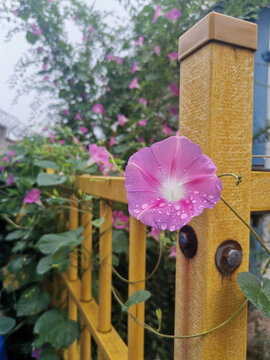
[149,137,155,143]
[135,36,144,46]
[48,0,54,2]
[132,61,139,74]
[42,63,48,71]
[154,46,160,55]
[92,103,105,115]
[129,77,140,89]
[170,83,179,97]
[6,173,14,186]
[74,113,81,120]
[166,8,182,21]
[139,98,148,106]
[106,54,114,61]
[79,126,88,134]
[63,109,70,116]
[168,52,178,61]
[150,227,161,241]
[109,137,116,146]
[170,246,177,257]
[82,34,88,42]
[7,150,16,157]
[138,137,145,143]
[89,144,111,168]
[13,10,19,16]
[138,119,147,127]
[1,157,10,163]
[59,140,65,144]
[169,106,178,115]
[49,132,55,143]
[116,57,123,64]
[31,348,41,359]
[125,136,222,231]
[24,188,41,204]
[118,115,127,126]
[163,123,173,135]
[90,26,95,34]
[153,5,162,23]
[34,28,42,36]
[112,210,129,230]
[43,75,49,81]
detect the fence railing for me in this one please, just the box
[58,12,270,360]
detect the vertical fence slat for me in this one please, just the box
[68,293,78,360]
[81,319,91,360]
[128,217,146,360]
[98,199,112,332]
[174,12,257,360]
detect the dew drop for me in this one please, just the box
[158,210,162,214]
[177,211,181,215]
[159,202,166,208]
[192,200,196,204]
[161,222,167,230]
[142,203,148,209]
[166,211,170,215]
[134,209,140,214]
[181,213,187,219]
[203,194,207,197]
[175,205,180,210]
[169,225,175,231]
[209,195,215,199]
[194,191,199,194]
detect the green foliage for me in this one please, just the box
[37,173,67,186]
[0,317,16,335]
[17,286,50,317]
[122,289,151,311]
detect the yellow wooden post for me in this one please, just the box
[98,199,112,360]
[68,195,79,360]
[80,201,93,359]
[128,217,146,360]
[174,12,257,359]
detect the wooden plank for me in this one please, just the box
[62,275,128,360]
[79,175,127,204]
[175,13,256,359]
[251,171,270,211]
[128,218,146,360]
[68,293,78,360]
[69,196,79,281]
[99,200,112,332]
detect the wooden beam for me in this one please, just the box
[251,171,270,212]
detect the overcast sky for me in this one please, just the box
[0,0,130,131]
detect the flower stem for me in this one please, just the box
[218,173,242,185]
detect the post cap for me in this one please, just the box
[178,12,257,61]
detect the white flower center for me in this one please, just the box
[160,178,185,202]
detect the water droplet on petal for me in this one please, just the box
[166,211,170,215]
[158,210,162,214]
[159,202,166,208]
[203,194,207,197]
[134,209,140,214]
[177,211,181,215]
[175,205,180,210]
[169,225,175,231]
[194,191,199,194]
[209,195,215,199]
[142,203,148,209]
[181,213,187,219]
[192,200,196,204]
[161,222,167,230]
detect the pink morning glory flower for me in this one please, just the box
[34,28,42,36]
[125,136,222,231]
[129,78,140,89]
[63,109,70,116]
[112,210,129,230]
[89,144,111,169]
[170,83,179,97]
[42,63,47,71]
[169,106,178,115]
[138,119,147,126]
[79,126,88,134]
[2,157,10,163]
[168,52,178,61]
[43,75,49,81]
[150,227,161,241]
[49,132,55,143]
[153,5,162,23]
[74,113,81,120]
[118,115,127,126]
[116,57,123,64]
[90,26,95,34]
[170,245,176,257]
[139,98,148,106]
[7,150,16,157]
[109,137,116,146]
[92,104,105,115]
[82,34,88,43]
[135,36,144,46]
[154,46,160,55]
[106,54,114,62]
[166,8,182,21]
[59,140,65,144]
[6,173,14,186]
[163,123,173,135]
[24,188,41,204]
[138,137,145,143]
[132,61,139,74]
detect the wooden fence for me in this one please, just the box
[59,12,270,360]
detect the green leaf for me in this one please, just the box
[65,159,87,171]
[92,218,105,228]
[35,160,60,171]
[26,31,38,44]
[0,317,16,335]
[5,230,25,241]
[122,290,151,311]
[36,227,84,255]
[238,272,270,318]
[17,286,50,317]
[33,310,79,349]
[113,230,129,254]
[37,173,67,186]
[36,255,53,275]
